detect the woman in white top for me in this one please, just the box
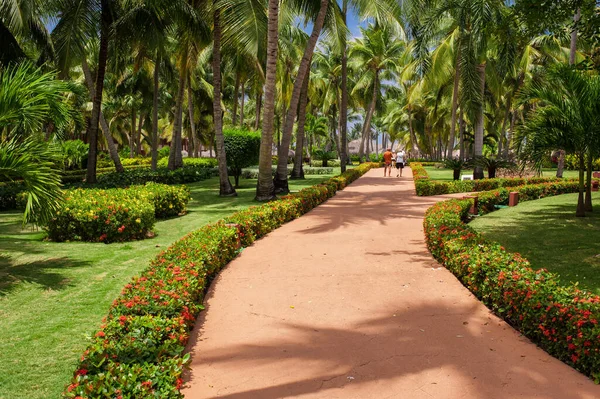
[395,150,405,177]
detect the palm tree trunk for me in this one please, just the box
[577,154,586,217]
[82,58,123,172]
[585,153,593,212]
[168,70,186,170]
[291,70,310,179]
[187,78,197,158]
[240,80,245,127]
[473,62,486,179]
[361,72,378,162]
[86,0,112,184]
[274,0,328,194]
[254,90,262,130]
[152,52,160,170]
[570,8,580,65]
[358,128,366,162]
[340,0,348,173]
[86,0,110,184]
[255,0,279,200]
[233,71,240,126]
[408,108,418,156]
[447,44,461,159]
[212,6,236,196]
[558,9,581,179]
[136,114,144,155]
[459,109,465,161]
[130,108,136,158]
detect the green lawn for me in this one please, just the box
[470,192,600,295]
[0,173,335,399]
[422,166,580,181]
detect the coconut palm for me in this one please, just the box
[516,64,600,217]
[349,24,405,162]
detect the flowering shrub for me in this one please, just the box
[63,162,379,398]
[411,162,573,196]
[46,184,190,242]
[423,184,600,382]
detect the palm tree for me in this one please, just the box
[255,0,279,201]
[0,137,62,225]
[273,0,338,194]
[0,63,74,136]
[350,24,405,162]
[516,64,600,217]
[213,0,236,195]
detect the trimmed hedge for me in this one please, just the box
[411,162,571,196]
[157,157,218,168]
[62,162,380,398]
[93,165,215,188]
[241,166,335,179]
[424,182,600,382]
[46,184,190,243]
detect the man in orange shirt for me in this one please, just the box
[383,148,393,177]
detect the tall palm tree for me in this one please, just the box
[213,0,236,195]
[350,24,405,161]
[255,0,279,201]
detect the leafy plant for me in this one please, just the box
[312,149,337,167]
[59,140,89,170]
[0,138,62,225]
[223,129,261,187]
[443,158,465,180]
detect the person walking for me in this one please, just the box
[395,149,405,177]
[383,148,393,177]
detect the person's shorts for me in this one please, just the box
[396,162,404,169]
[385,162,391,166]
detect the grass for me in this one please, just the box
[422,166,580,181]
[0,173,337,399]
[470,192,600,295]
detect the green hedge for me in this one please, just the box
[157,157,218,168]
[411,162,572,196]
[223,129,261,186]
[62,162,379,398]
[93,165,216,188]
[424,182,600,382]
[46,184,190,243]
[240,166,335,179]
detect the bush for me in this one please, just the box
[411,162,574,196]
[240,166,334,179]
[59,140,89,170]
[0,181,25,210]
[423,184,600,382]
[63,162,380,398]
[223,129,261,187]
[312,150,337,167]
[95,165,215,188]
[156,157,218,168]
[46,184,190,242]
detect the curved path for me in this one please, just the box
[183,168,600,399]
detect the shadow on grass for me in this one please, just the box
[0,252,91,296]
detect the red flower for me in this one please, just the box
[571,354,579,363]
[118,225,126,233]
[75,368,87,376]
[95,331,105,338]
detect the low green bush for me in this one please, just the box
[411,162,573,196]
[46,184,190,242]
[424,183,600,382]
[156,157,218,168]
[0,181,25,210]
[223,129,261,186]
[62,162,379,398]
[241,166,335,179]
[95,165,215,188]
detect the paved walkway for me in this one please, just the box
[183,168,600,399]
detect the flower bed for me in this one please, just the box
[424,182,600,382]
[411,162,570,196]
[62,163,379,398]
[46,183,190,243]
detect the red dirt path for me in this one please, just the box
[183,168,600,398]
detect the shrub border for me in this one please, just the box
[62,163,380,398]
[411,162,572,196]
[423,180,600,382]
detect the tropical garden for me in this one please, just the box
[2,0,600,396]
